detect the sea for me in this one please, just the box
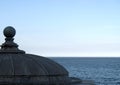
[50,57,120,85]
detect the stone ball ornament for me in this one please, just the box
[3,26,16,38]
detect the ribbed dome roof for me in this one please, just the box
[0,54,68,76]
[0,26,70,85]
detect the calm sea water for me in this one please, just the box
[50,57,120,85]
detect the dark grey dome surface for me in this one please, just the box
[0,54,68,76]
[0,26,71,84]
[0,26,95,85]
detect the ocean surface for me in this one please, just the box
[50,57,120,85]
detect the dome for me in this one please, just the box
[0,26,70,85]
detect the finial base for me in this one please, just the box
[0,26,26,54]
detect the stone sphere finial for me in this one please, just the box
[3,26,16,38]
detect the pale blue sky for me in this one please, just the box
[0,0,120,57]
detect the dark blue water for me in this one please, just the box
[50,57,120,85]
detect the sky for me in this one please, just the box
[0,0,120,57]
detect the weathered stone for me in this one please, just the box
[0,26,95,85]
